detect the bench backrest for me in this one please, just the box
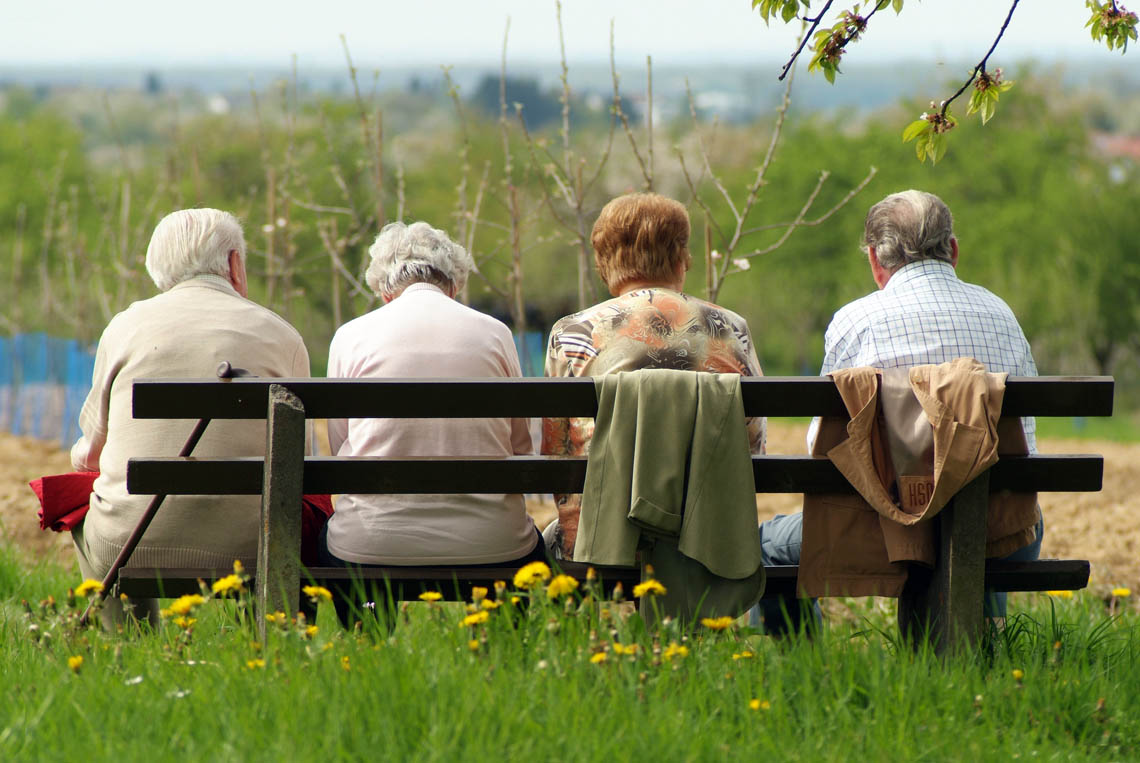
[127,376,1113,498]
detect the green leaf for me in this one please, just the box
[929,133,948,164]
[979,96,995,125]
[967,89,984,117]
[782,1,799,23]
[823,66,836,84]
[901,118,931,143]
[892,0,904,12]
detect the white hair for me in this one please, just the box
[365,221,472,299]
[145,208,245,292]
[862,190,955,271]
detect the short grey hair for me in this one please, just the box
[862,190,955,271]
[365,221,472,299]
[145,208,245,291]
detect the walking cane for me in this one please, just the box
[80,361,250,626]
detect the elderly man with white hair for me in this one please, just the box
[71,208,310,624]
[755,189,1042,630]
[320,221,542,579]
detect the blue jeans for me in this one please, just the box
[749,512,1045,625]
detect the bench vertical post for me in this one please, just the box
[900,472,988,654]
[257,384,306,640]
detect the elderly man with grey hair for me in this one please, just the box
[71,208,311,626]
[755,189,1041,630]
[320,222,542,588]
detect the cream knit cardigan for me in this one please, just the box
[71,275,310,574]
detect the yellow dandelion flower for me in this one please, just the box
[341,656,351,671]
[1112,587,1132,598]
[493,580,507,594]
[460,611,490,627]
[471,586,488,603]
[749,699,771,711]
[173,616,197,630]
[613,642,639,656]
[590,652,608,664]
[303,625,319,639]
[481,599,503,610]
[418,591,443,602]
[632,580,667,598]
[1045,590,1074,599]
[166,594,206,617]
[246,659,266,669]
[211,575,244,597]
[265,611,288,626]
[547,574,580,599]
[232,560,245,574]
[701,616,735,631]
[586,567,598,582]
[1012,669,1024,681]
[732,651,755,660]
[74,579,104,598]
[468,639,481,652]
[513,561,552,590]
[510,596,521,605]
[67,655,84,673]
[302,585,333,603]
[662,642,690,661]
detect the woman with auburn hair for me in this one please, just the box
[542,192,766,557]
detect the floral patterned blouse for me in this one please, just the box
[541,287,766,556]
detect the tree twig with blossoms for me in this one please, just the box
[753,0,1138,163]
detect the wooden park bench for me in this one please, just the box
[118,374,1112,652]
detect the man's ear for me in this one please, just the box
[228,250,248,298]
[868,248,890,290]
[949,238,959,268]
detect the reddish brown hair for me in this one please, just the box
[591,193,691,294]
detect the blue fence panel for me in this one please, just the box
[514,331,547,377]
[0,333,96,448]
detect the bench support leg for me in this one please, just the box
[899,472,988,656]
[257,384,306,641]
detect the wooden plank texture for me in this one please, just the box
[257,385,306,637]
[116,559,1089,601]
[133,376,1114,420]
[128,454,1104,496]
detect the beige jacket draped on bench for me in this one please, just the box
[800,358,1039,598]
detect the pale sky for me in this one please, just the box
[0,0,1113,70]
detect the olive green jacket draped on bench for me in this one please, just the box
[572,370,765,620]
[800,358,1039,598]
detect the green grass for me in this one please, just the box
[1035,415,1140,443]
[3,544,1139,761]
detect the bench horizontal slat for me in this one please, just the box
[115,559,1089,600]
[127,454,1103,496]
[132,376,1115,419]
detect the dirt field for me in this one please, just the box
[3,424,1137,590]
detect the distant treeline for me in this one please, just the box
[1,70,1137,406]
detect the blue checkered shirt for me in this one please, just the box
[818,259,1037,452]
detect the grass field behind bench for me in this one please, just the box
[2,544,1139,762]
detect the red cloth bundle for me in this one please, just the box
[30,472,98,532]
[30,472,334,564]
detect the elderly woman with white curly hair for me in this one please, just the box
[320,221,543,574]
